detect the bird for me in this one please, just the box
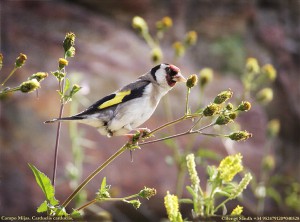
[45,63,186,138]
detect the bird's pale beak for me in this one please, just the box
[172,72,187,83]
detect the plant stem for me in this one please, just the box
[61,144,128,209]
[76,199,97,212]
[52,79,65,186]
[0,86,20,96]
[185,88,191,115]
[1,67,18,86]
[76,193,139,212]
[52,103,64,186]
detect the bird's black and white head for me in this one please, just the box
[150,63,186,88]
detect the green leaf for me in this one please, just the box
[207,165,218,180]
[69,84,82,98]
[63,78,70,95]
[37,201,48,213]
[266,187,282,206]
[71,209,81,218]
[28,164,59,206]
[197,148,221,161]
[186,185,196,198]
[96,177,110,199]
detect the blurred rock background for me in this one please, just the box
[0,0,299,221]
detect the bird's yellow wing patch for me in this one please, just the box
[98,90,131,109]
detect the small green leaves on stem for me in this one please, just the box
[96,177,111,199]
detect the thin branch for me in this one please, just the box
[1,67,18,86]
[61,144,128,209]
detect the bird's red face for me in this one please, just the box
[164,64,186,87]
[150,63,186,87]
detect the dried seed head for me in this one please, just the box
[203,103,220,116]
[213,89,233,104]
[15,53,27,68]
[186,74,198,88]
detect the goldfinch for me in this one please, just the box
[45,63,186,137]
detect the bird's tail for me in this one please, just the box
[44,116,83,124]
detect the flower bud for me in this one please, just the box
[231,205,243,216]
[266,119,280,138]
[186,74,198,88]
[125,199,141,209]
[151,47,162,63]
[15,53,27,68]
[213,89,233,104]
[226,103,234,110]
[262,64,276,81]
[29,72,48,82]
[231,173,252,198]
[63,32,76,52]
[218,153,243,182]
[164,191,182,222]
[132,16,148,34]
[185,31,197,46]
[228,131,252,141]
[256,88,273,104]
[156,16,173,30]
[20,79,40,93]
[138,187,157,199]
[228,112,237,120]
[215,115,233,125]
[246,57,260,74]
[58,58,68,69]
[262,155,275,171]
[66,46,76,58]
[203,103,220,116]
[199,68,213,87]
[237,101,251,112]
[172,41,185,57]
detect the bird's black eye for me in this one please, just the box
[165,66,177,76]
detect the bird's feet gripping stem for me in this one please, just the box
[125,128,152,162]
[125,128,152,144]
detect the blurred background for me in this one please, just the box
[0,0,299,221]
